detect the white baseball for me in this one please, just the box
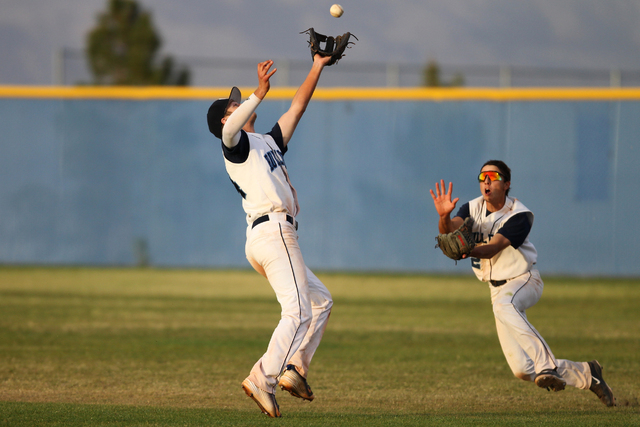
[330,4,344,18]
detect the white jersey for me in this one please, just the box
[467,196,537,282]
[222,125,299,225]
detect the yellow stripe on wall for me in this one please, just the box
[1,86,640,101]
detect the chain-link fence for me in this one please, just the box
[55,47,640,87]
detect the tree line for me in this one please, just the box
[85,0,461,87]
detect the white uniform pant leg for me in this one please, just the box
[490,270,558,379]
[245,220,312,394]
[286,267,333,378]
[494,318,536,381]
[557,360,591,389]
[495,331,591,388]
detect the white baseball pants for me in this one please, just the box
[490,269,590,389]
[244,213,333,394]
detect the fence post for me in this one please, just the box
[53,47,65,86]
[610,69,621,87]
[276,59,290,86]
[499,65,511,87]
[386,63,400,87]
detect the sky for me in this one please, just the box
[1,0,640,86]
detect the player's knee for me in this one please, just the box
[309,291,332,315]
[509,363,535,382]
[514,371,535,382]
[324,296,334,313]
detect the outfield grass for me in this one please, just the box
[0,267,639,426]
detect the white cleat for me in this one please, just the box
[241,378,281,417]
[278,364,315,401]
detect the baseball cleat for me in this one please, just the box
[534,368,566,392]
[588,360,616,407]
[278,364,315,401]
[241,378,281,418]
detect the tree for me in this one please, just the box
[86,0,189,86]
[423,60,464,87]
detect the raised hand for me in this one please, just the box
[430,179,459,219]
[255,60,277,99]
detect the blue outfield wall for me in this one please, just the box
[0,87,639,276]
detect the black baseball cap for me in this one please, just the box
[207,86,241,139]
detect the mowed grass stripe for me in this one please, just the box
[0,267,638,425]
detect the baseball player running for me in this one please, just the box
[206,55,334,418]
[430,160,615,407]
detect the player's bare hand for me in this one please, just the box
[430,180,459,218]
[313,54,333,68]
[255,60,277,99]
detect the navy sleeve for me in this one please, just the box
[454,202,470,219]
[267,123,287,155]
[497,213,532,249]
[222,130,250,164]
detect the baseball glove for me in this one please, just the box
[300,28,357,66]
[435,217,476,261]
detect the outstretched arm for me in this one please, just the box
[430,180,463,233]
[221,60,277,148]
[277,54,333,146]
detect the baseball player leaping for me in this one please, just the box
[430,160,615,407]
[206,55,334,418]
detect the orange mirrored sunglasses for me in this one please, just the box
[478,171,503,182]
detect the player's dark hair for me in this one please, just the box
[481,160,511,196]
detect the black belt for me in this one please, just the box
[252,214,298,230]
[490,280,507,287]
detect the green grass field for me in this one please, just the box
[1,267,639,426]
